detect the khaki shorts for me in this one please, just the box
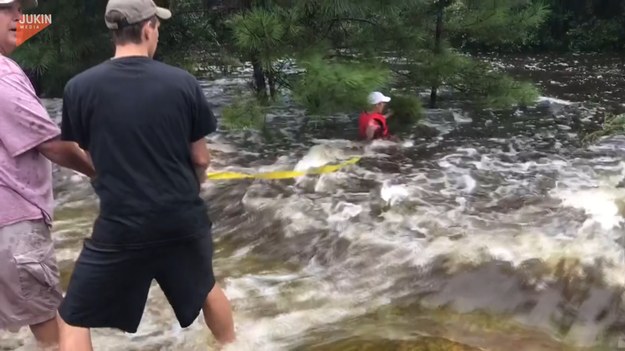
[0,219,63,330]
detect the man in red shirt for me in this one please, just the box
[358,91,393,140]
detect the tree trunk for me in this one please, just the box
[429,1,444,108]
[267,70,277,99]
[251,55,267,98]
[244,0,269,100]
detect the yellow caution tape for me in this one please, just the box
[206,157,361,180]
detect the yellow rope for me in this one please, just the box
[206,157,361,180]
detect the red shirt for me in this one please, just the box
[358,112,389,140]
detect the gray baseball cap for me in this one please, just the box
[0,0,38,9]
[105,0,171,30]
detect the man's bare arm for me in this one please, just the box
[36,137,96,178]
[190,138,210,186]
[366,122,381,140]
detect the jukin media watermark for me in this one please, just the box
[16,14,52,47]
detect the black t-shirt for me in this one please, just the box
[61,56,217,249]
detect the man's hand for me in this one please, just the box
[385,110,394,119]
[36,137,96,178]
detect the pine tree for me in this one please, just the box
[11,0,110,97]
[11,0,218,97]
[226,0,420,123]
[400,0,550,108]
[223,0,549,126]
[11,0,550,124]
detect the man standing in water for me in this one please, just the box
[57,0,236,349]
[0,0,95,349]
[358,91,393,141]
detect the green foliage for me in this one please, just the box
[566,19,624,52]
[386,94,424,129]
[291,54,391,116]
[155,0,218,73]
[217,0,550,112]
[397,47,539,109]
[11,0,110,97]
[494,0,625,52]
[561,0,625,52]
[402,48,470,88]
[471,74,539,109]
[10,0,217,96]
[447,0,550,47]
[582,113,625,145]
[410,0,549,107]
[7,0,574,132]
[449,60,539,108]
[221,97,267,130]
[229,7,301,70]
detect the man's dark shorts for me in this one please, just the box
[58,230,215,333]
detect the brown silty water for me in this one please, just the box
[1,53,625,351]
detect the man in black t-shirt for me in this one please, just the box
[57,0,236,349]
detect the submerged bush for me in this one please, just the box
[386,94,424,129]
[292,54,391,117]
[220,98,267,130]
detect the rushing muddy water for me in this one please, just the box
[2,53,625,351]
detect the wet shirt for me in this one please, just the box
[61,56,217,248]
[0,54,60,228]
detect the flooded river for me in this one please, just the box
[2,53,625,351]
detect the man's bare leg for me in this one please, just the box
[202,283,235,345]
[29,316,59,350]
[58,314,93,351]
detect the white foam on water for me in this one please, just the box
[537,96,574,105]
[217,272,383,351]
[554,187,625,231]
[220,306,363,351]
[293,144,347,172]
[265,140,625,297]
[380,181,410,206]
[193,137,625,349]
[452,111,473,124]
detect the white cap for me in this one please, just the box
[368,91,391,105]
[0,0,37,9]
